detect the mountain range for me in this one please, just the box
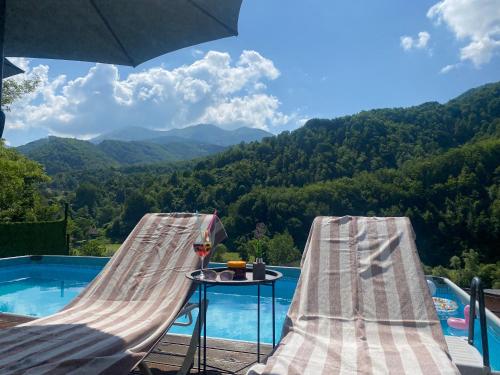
[17,124,272,174]
[90,123,272,146]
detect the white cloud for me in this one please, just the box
[400,31,431,51]
[400,36,414,51]
[417,31,431,48]
[439,63,460,74]
[201,94,290,130]
[191,49,204,57]
[6,50,295,142]
[427,0,500,66]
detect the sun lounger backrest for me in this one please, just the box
[0,212,226,375]
[289,216,442,325]
[251,216,458,375]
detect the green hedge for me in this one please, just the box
[0,219,68,258]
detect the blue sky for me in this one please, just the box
[5,0,500,146]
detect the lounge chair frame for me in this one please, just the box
[135,286,208,375]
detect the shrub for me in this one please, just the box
[73,240,107,257]
[267,231,301,265]
[211,243,228,262]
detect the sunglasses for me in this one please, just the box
[200,269,235,281]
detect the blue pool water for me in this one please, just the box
[0,257,498,371]
[169,276,297,343]
[433,282,500,371]
[0,263,102,316]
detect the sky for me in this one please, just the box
[4,0,500,146]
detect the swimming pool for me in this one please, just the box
[0,256,297,343]
[169,265,298,343]
[0,256,105,316]
[0,256,498,371]
[429,276,500,371]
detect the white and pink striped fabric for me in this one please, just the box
[249,216,459,375]
[0,212,226,375]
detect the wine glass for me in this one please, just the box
[193,230,212,279]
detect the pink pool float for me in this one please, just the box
[447,305,470,331]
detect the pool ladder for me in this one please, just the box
[467,277,490,372]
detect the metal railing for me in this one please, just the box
[467,276,490,370]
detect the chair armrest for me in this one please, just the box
[173,302,198,327]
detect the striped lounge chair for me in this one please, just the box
[248,216,460,375]
[0,212,226,375]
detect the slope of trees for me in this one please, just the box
[17,137,119,174]
[225,139,499,265]
[190,81,499,189]
[0,141,59,222]
[17,136,224,174]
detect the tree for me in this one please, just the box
[1,74,40,138]
[428,250,499,288]
[73,239,107,257]
[70,207,96,242]
[449,256,461,269]
[0,141,52,222]
[74,183,99,212]
[267,231,301,265]
[122,192,153,229]
[242,238,270,262]
[2,76,40,111]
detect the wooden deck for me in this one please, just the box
[0,313,272,375]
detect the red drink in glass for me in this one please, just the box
[194,230,212,279]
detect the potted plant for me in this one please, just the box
[253,223,267,280]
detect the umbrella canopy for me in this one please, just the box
[5,0,242,67]
[3,58,23,78]
[0,0,243,137]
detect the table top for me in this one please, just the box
[186,267,283,286]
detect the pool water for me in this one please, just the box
[0,263,101,317]
[0,258,498,371]
[433,284,500,371]
[170,277,297,343]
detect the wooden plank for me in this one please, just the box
[131,361,193,375]
[155,342,264,365]
[0,313,35,328]
[162,334,272,356]
[0,314,268,375]
[147,349,259,373]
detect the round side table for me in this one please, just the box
[186,267,283,374]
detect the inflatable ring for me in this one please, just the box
[433,297,458,315]
[447,305,470,331]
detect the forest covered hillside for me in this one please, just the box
[17,135,224,174]
[17,137,119,174]
[5,82,500,286]
[17,124,272,174]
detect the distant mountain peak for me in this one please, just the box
[91,123,273,146]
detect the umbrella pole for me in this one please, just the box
[0,0,5,139]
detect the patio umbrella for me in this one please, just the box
[0,0,243,138]
[3,58,23,78]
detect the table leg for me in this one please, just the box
[203,283,207,374]
[198,283,201,374]
[272,281,276,348]
[257,283,260,362]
